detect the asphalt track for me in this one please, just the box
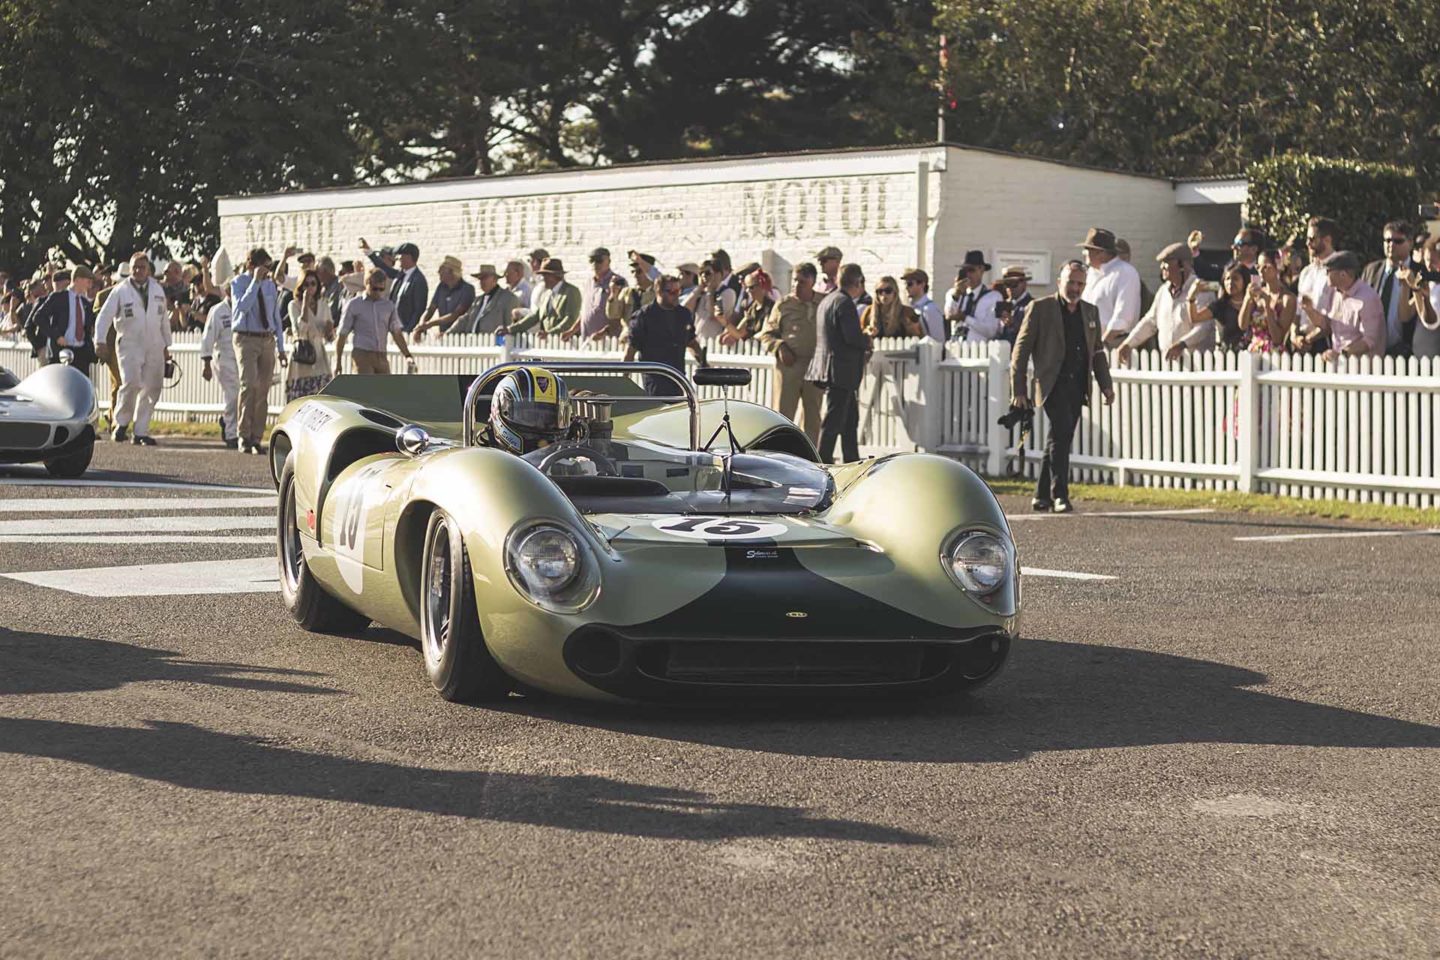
[1,440,1437,959]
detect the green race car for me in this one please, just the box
[270,361,1019,703]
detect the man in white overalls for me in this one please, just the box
[95,252,171,445]
[200,284,239,449]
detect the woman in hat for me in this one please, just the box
[285,267,334,401]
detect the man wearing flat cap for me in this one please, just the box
[901,268,945,342]
[411,256,475,339]
[508,258,581,336]
[1300,251,1385,361]
[563,247,617,341]
[1078,227,1142,346]
[1117,242,1216,365]
[815,246,843,295]
[1011,260,1115,513]
[454,264,519,335]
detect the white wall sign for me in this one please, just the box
[993,250,1053,286]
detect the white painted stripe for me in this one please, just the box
[1233,529,1440,543]
[4,556,278,596]
[0,535,272,544]
[0,496,274,513]
[0,478,272,494]
[1020,566,1117,581]
[0,515,272,535]
[1005,508,1216,521]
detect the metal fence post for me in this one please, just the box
[985,340,1009,477]
[1237,350,1258,493]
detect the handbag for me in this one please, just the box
[292,338,317,366]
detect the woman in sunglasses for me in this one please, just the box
[860,275,922,338]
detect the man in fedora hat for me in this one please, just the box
[997,264,1034,344]
[1077,227,1142,347]
[508,258,581,336]
[454,264,520,335]
[944,250,1002,341]
[1012,260,1115,513]
[411,255,475,339]
[1117,242,1216,365]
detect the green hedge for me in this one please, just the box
[1245,155,1417,263]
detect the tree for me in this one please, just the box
[0,0,389,274]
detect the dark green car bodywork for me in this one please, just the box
[270,371,1019,701]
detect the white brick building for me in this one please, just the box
[216,144,1245,293]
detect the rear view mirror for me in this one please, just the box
[692,366,752,387]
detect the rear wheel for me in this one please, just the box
[44,437,93,478]
[277,460,370,634]
[419,509,510,702]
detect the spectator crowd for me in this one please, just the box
[2,213,1438,461]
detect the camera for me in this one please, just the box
[996,404,1033,430]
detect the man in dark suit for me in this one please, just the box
[361,238,428,332]
[1011,259,1115,513]
[806,262,872,463]
[1361,220,1418,356]
[33,268,96,377]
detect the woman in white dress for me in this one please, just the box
[285,268,334,402]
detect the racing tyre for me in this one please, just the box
[277,460,370,635]
[44,438,93,478]
[419,509,510,703]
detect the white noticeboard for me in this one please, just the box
[993,250,1053,286]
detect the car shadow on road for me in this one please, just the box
[0,628,338,696]
[0,628,925,845]
[504,637,1440,763]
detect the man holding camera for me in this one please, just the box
[230,248,287,455]
[1011,260,1115,513]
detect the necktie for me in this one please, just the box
[70,293,82,342]
[257,284,270,330]
[1380,267,1394,320]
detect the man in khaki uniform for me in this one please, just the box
[759,261,823,444]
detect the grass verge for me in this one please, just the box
[982,478,1440,528]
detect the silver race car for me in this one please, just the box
[0,353,98,477]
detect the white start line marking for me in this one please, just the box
[1005,508,1216,521]
[0,478,272,494]
[1233,529,1440,543]
[0,534,272,545]
[0,496,275,513]
[0,516,272,536]
[3,556,278,597]
[1020,567,1117,581]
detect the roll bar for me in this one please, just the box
[463,361,700,449]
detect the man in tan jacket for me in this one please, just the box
[1011,259,1115,512]
[759,262,823,445]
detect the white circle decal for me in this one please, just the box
[651,516,788,541]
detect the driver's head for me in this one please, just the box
[489,366,571,454]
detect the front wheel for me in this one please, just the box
[44,438,93,478]
[277,460,369,634]
[419,509,510,702]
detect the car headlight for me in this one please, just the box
[944,531,1010,594]
[505,522,599,612]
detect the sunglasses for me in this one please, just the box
[875,287,895,295]
[1384,237,1407,243]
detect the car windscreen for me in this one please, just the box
[521,439,832,515]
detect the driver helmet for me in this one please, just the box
[489,366,572,454]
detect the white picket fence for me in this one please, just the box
[3,331,1437,507]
